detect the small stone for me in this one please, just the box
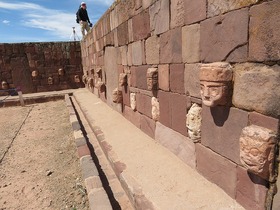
[46,170,53,176]
[59,151,63,154]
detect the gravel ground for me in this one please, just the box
[0,101,89,210]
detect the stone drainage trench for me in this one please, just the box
[0,100,89,209]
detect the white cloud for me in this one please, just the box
[2,20,10,24]
[87,0,114,7]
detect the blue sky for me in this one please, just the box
[0,0,113,43]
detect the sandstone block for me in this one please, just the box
[155,122,196,168]
[117,21,129,46]
[240,125,277,180]
[236,166,268,210]
[201,106,248,164]
[127,44,132,66]
[184,0,206,24]
[131,41,143,66]
[132,10,150,41]
[170,0,185,29]
[184,64,201,98]
[142,0,155,9]
[170,64,184,94]
[249,112,279,134]
[151,97,159,121]
[249,0,280,61]
[160,28,182,64]
[182,24,200,63]
[136,93,152,118]
[140,114,156,138]
[158,90,171,128]
[158,64,169,91]
[88,188,112,210]
[208,0,259,17]
[196,144,237,198]
[149,0,169,35]
[200,8,248,62]
[119,46,128,66]
[128,19,133,43]
[77,144,91,158]
[134,65,150,89]
[123,106,141,128]
[145,35,160,64]
[233,63,280,117]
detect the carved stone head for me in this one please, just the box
[112,88,122,103]
[240,125,276,180]
[48,77,53,85]
[88,78,94,88]
[186,103,202,142]
[82,74,88,84]
[119,73,127,87]
[151,97,160,121]
[1,81,8,90]
[199,62,232,107]
[130,93,136,111]
[74,75,80,83]
[31,70,38,77]
[58,68,64,76]
[147,68,158,90]
[96,81,106,93]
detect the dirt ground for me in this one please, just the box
[0,101,89,210]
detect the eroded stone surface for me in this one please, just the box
[149,0,169,35]
[48,77,53,85]
[240,125,277,180]
[119,73,127,87]
[186,103,202,142]
[130,92,137,111]
[151,97,160,121]
[199,62,232,107]
[147,67,158,90]
[74,75,80,83]
[112,88,123,103]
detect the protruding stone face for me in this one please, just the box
[58,68,64,76]
[112,88,123,103]
[88,78,94,88]
[82,75,88,84]
[130,93,136,111]
[147,67,158,90]
[151,97,160,121]
[96,81,106,93]
[240,125,277,180]
[199,62,232,107]
[31,71,38,77]
[74,75,80,83]
[186,103,202,142]
[119,73,127,87]
[47,77,53,85]
[1,81,8,90]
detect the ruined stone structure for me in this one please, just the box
[0,42,83,95]
[79,0,280,209]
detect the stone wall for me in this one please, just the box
[80,0,280,209]
[0,42,83,95]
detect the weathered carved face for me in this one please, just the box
[147,68,158,90]
[58,68,64,76]
[74,75,80,83]
[48,77,53,85]
[31,71,38,77]
[130,93,136,111]
[151,97,160,121]
[199,62,232,107]
[240,125,276,179]
[200,81,229,107]
[82,75,88,84]
[119,73,127,87]
[112,88,122,103]
[1,81,8,89]
[88,78,94,88]
[186,103,202,142]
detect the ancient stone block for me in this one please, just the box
[119,73,127,87]
[123,106,141,128]
[208,0,259,18]
[146,67,158,90]
[155,122,196,169]
[136,93,152,118]
[151,97,159,121]
[182,24,200,63]
[184,0,206,24]
[112,88,123,104]
[201,106,248,164]
[131,41,143,66]
[200,8,248,62]
[196,144,237,198]
[140,114,156,138]
[199,62,232,107]
[145,36,159,64]
[127,44,132,66]
[232,63,280,117]
[130,92,137,111]
[240,125,277,180]
[249,112,279,134]
[160,28,182,64]
[170,0,185,29]
[132,10,150,41]
[158,64,169,91]
[184,64,200,98]
[128,19,133,43]
[134,65,150,89]
[186,103,202,142]
[236,166,268,210]
[119,45,128,66]
[249,0,280,62]
[158,90,171,128]
[149,0,169,35]
[142,0,155,9]
[170,64,184,94]
[117,21,129,46]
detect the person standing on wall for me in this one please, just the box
[76,2,92,38]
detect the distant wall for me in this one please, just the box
[81,0,280,209]
[0,42,83,95]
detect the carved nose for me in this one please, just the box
[203,87,210,98]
